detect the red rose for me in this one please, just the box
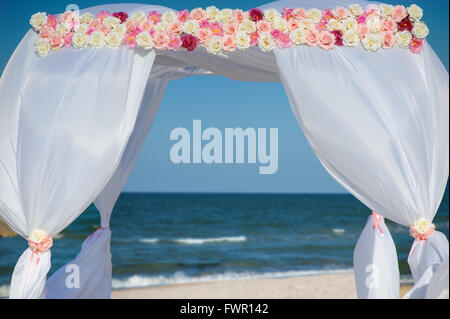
[181,34,198,52]
[331,30,343,46]
[249,8,264,22]
[113,12,128,23]
[397,16,413,32]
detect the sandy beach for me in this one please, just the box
[112,272,412,299]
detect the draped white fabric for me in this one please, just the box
[353,214,399,298]
[0,27,156,297]
[0,0,448,299]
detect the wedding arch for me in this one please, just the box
[0,0,448,299]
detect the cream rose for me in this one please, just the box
[112,24,126,35]
[407,4,423,21]
[79,13,94,24]
[30,12,47,32]
[206,6,220,22]
[136,32,154,50]
[413,218,434,234]
[396,30,412,48]
[342,17,357,32]
[130,11,146,23]
[235,31,251,50]
[56,24,69,35]
[307,8,322,23]
[103,16,121,28]
[89,31,106,49]
[74,23,89,34]
[154,22,169,32]
[366,17,381,33]
[29,229,48,243]
[219,9,233,23]
[412,21,429,39]
[273,17,288,33]
[72,32,89,49]
[379,4,394,18]
[301,18,315,31]
[362,33,381,51]
[162,10,176,24]
[290,28,306,45]
[258,32,276,52]
[343,31,359,47]
[34,38,50,57]
[106,32,122,49]
[207,35,223,54]
[183,19,199,35]
[327,18,342,32]
[239,20,256,33]
[263,8,281,23]
[348,4,363,17]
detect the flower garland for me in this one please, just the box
[30,4,429,57]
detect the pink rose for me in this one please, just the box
[276,32,292,49]
[47,15,58,29]
[168,21,183,34]
[250,31,259,46]
[270,29,281,39]
[148,11,162,23]
[167,34,182,50]
[210,23,223,36]
[39,25,55,39]
[315,21,328,32]
[196,28,212,44]
[200,19,211,28]
[190,8,206,21]
[282,7,293,21]
[49,33,64,50]
[125,20,137,32]
[224,22,238,36]
[99,24,111,36]
[124,32,137,48]
[287,19,299,31]
[233,9,245,23]
[28,235,53,254]
[357,14,367,24]
[409,37,424,54]
[88,18,102,30]
[177,9,190,22]
[322,9,334,21]
[381,19,397,32]
[332,6,348,20]
[142,20,155,31]
[96,11,110,21]
[223,35,236,51]
[152,30,170,50]
[291,8,307,20]
[318,31,335,50]
[257,20,272,33]
[305,29,319,46]
[60,11,79,29]
[357,24,370,39]
[63,32,73,47]
[392,5,407,22]
[381,32,396,48]
[364,4,379,18]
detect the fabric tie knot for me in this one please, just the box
[371,212,384,236]
[28,229,53,254]
[409,218,435,241]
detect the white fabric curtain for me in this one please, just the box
[275,40,449,298]
[0,28,156,298]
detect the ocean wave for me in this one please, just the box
[172,236,247,245]
[138,238,160,244]
[0,285,9,298]
[111,268,353,290]
[332,228,345,234]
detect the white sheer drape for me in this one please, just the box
[0,27,156,297]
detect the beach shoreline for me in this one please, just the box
[111,272,412,299]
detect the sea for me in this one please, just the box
[0,190,448,297]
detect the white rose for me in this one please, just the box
[30,12,47,32]
[79,13,94,24]
[89,31,106,49]
[407,4,423,21]
[327,18,342,31]
[343,31,360,47]
[412,21,429,39]
[29,229,48,243]
[34,38,50,57]
[307,8,322,23]
[258,32,275,52]
[379,4,393,18]
[103,16,121,27]
[106,32,122,48]
[206,6,220,22]
[263,8,281,23]
[219,9,233,23]
[273,17,288,33]
[342,17,357,32]
[366,17,381,33]
[348,4,363,17]
[162,10,176,24]
[136,32,154,50]
[72,31,89,49]
[56,24,69,35]
[207,36,223,54]
[290,28,306,45]
[239,20,256,33]
[235,31,250,50]
[396,30,412,48]
[413,218,434,234]
[362,33,381,52]
[183,19,199,35]
[74,23,89,34]
[112,24,126,35]
[155,22,169,32]
[130,11,146,23]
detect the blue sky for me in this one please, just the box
[0,0,448,193]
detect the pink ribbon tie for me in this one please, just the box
[372,212,384,236]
